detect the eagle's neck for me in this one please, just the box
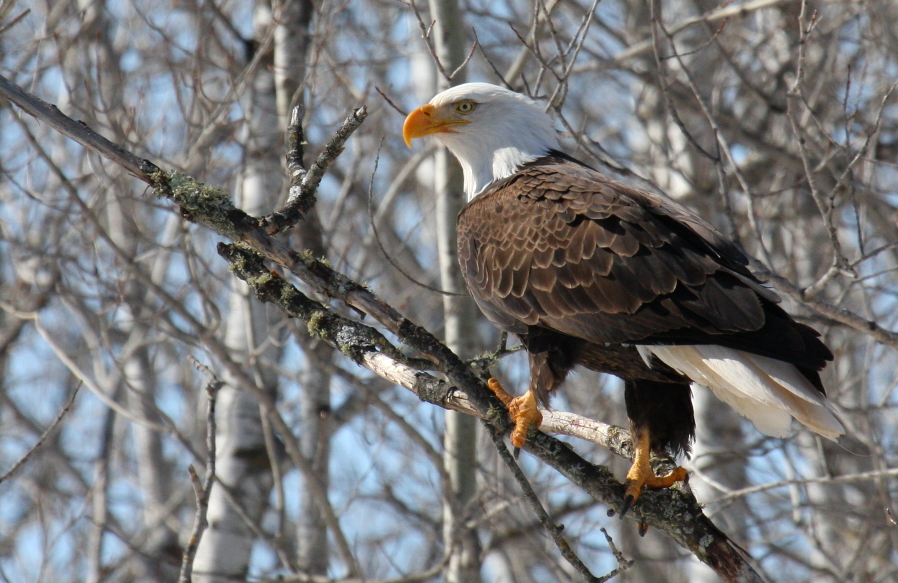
[436,108,559,201]
[452,147,544,200]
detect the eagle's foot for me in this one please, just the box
[620,429,687,518]
[487,379,542,448]
[622,464,688,515]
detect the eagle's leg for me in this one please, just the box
[620,379,694,517]
[622,426,688,513]
[487,378,543,448]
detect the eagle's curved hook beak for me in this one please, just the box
[403,103,466,147]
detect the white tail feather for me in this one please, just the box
[639,345,844,440]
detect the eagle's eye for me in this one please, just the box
[455,100,476,114]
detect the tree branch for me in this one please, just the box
[0,75,153,182]
[260,104,368,234]
[0,383,80,485]
[485,418,630,582]
[178,359,222,583]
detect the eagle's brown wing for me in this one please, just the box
[457,157,830,371]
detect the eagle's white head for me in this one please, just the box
[403,83,560,199]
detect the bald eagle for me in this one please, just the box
[403,83,842,512]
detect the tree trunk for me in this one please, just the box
[270,0,335,574]
[426,1,483,580]
[192,1,285,578]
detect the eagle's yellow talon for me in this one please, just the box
[487,379,542,448]
[620,429,687,517]
[487,378,514,406]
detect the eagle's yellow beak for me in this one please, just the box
[403,104,469,147]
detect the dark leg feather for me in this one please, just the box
[624,379,695,457]
[521,329,577,407]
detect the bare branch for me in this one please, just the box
[758,267,898,350]
[178,359,222,583]
[0,383,80,485]
[260,104,369,234]
[406,0,452,83]
[784,2,850,274]
[602,0,798,66]
[0,75,153,181]
[599,528,634,579]
[485,421,622,583]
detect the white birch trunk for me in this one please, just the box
[69,0,181,578]
[192,1,284,579]
[271,0,334,574]
[425,1,482,580]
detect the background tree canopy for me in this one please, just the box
[1,0,897,582]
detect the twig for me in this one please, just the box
[374,85,406,115]
[466,334,525,378]
[178,358,222,583]
[599,0,796,67]
[448,40,478,81]
[599,528,634,579]
[756,266,898,351]
[406,0,452,83]
[801,78,898,297]
[0,8,31,36]
[259,104,368,234]
[355,142,435,277]
[545,0,601,110]
[706,466,898,507]
[484,419,610,583]
[650,3,766,260]
[0,75,152,181]
[365,142,465,296]
[649,8,720,163]
[0,383,80,485]
[481,0,559,87]
[254,558,448,583]
[785,2,851,273]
